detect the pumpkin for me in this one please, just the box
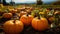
[46,9,50,12]
[3,13,13,19]
[9,9,14,11]
[29,7,33,10]
[20,14,34,25]
[26,7,30,9]
[31,16,49,31]
[17,8,21,11]
[25,7,33,14]
[9,9,17,14]
[20,11,27,17]
[48,16,55,24]
[26,10,31,14]
[19,7,25,11]
[3,20,24,34]
[17,8,21,13]
[54,11,60,15]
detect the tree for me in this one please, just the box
[3,0,9,5]
[36,0,43,5]
[3,0,6,5]
[52,1,60,5]
[0,0,2,4]
[10,0,15,6]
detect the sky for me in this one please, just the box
[6,0,36,3]
[6,0,57,3]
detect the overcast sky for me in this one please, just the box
[6,0,57,3]
[6,0,36,3]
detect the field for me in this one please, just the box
[0,4,60,34]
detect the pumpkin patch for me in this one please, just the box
[0,4,60,34]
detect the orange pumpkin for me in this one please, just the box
[26,9,32,14]
[20,14,34,25]
[17,8,21,11]
[19,7,25,11]
[29,7,33,10]
[31,17,49,31]
[9,9,17,14]
[20,11,27,17]
[3,20,24,34]
[3,13,13,19]
[54,11,60,15]
[48,16,55,24]
[46,9,50,12]
[17,8,21,12]
[17,7,25,10]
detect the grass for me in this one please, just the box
[0,4,60,9]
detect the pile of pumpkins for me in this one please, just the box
[0,6,60,34]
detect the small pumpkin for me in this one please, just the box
[26,9,31,14]
[9,9,17,14]
[46,9,50,12]
[54,11,60,15]
[48,16,55,24]
[29,7,33,10]
[31,15,49,31]
[3,13,13,19]
[20,14,34,25]
[17,8,21,11]
[3,20,24,34]
[20,11,27,17]
[17,8,21,12]
[19,7,25,11]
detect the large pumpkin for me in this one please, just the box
[20,14,34,25]
[3,20,24,34]
[3,13,13,19]
[31,17,49,31]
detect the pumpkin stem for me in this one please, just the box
[27,14,28,16]
[26,13,29,16]
[13,17,17,23]
[38,15,40,19]
[38,13,40,19]
[13,19,16,23]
